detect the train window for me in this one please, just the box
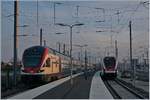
[46,58,51,67]
[56,61,57,67]
[56,61,59,67]
[103,57,116,67]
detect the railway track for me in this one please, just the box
[115,78,149,98]
[103,79,122,99]
[103,78,149,99]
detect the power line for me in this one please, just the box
[37,0,39,26]
[114,2,142,34]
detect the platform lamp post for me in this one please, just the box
[56,23,84,85]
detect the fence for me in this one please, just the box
[1,67,21,92]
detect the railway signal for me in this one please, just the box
[40,28,43,46]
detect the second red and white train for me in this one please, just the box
[101,56,118,78]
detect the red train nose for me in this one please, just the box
[24,67,40,73]
[106,66,115,71]
[30,70,35,73]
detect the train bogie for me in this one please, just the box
[103,71,117,77]
[21,75,44,84]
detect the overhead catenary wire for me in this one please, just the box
[3,1,148,48]
[111,1,142,36]
[6,1,141,33]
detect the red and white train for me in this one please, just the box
[102,56,118,78]
[21,46,81,84]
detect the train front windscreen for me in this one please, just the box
[103,57,116,68]
[23,46,45,67]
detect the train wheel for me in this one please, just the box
[114,73,117,78]
[55,76,58,80]
[51,77,54,81]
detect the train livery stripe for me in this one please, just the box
[39,48,49,67]
[9,73,83,99]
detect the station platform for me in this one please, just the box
[9,71,113,99]
[90,71,113,99]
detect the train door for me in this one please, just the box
[42,58,51,74]
[59,57,61,72]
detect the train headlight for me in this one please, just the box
[21,70,25,72]
[103,68,106,71]
[30,70,34,73]
[21,67,24,70]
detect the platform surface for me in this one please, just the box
[35,71,94,99]
[9,71,114,99]
[89,71,113,99]
[9,73,82,99]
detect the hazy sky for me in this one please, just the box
[2,0,149,62]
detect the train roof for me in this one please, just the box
[103,56,116,60]
[104,56,116,58]
[24,45,70,58]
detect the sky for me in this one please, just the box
[1,0,149,62]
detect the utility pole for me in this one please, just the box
[85,50,87,71]
[56,42,61,52]
[78,52,80,61]
[13,0,18,86]
[115,40,118,59]
[88,55,91,67]
[36,0,39,39]
[54,3,56,24]
[58,42,61,53]
[110,34,113,47]
[63,44,65,54]
[70,26,73,85]
[76,5,79,23]
[53,2,62,24]
[115,10,120,24]
[76,5,80,33]
[44,40,46,46]
[40,28,42,46]
[110,34,113,54]
[105,47,109,56]
[76,5,79,17]
[37,0,38,26]
[146,49,148,65]
[129,21,134,84]
[81,47,83,66]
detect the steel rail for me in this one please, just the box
[115,78,148,99]
[103,80,122,99]
[114,79,145,99]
